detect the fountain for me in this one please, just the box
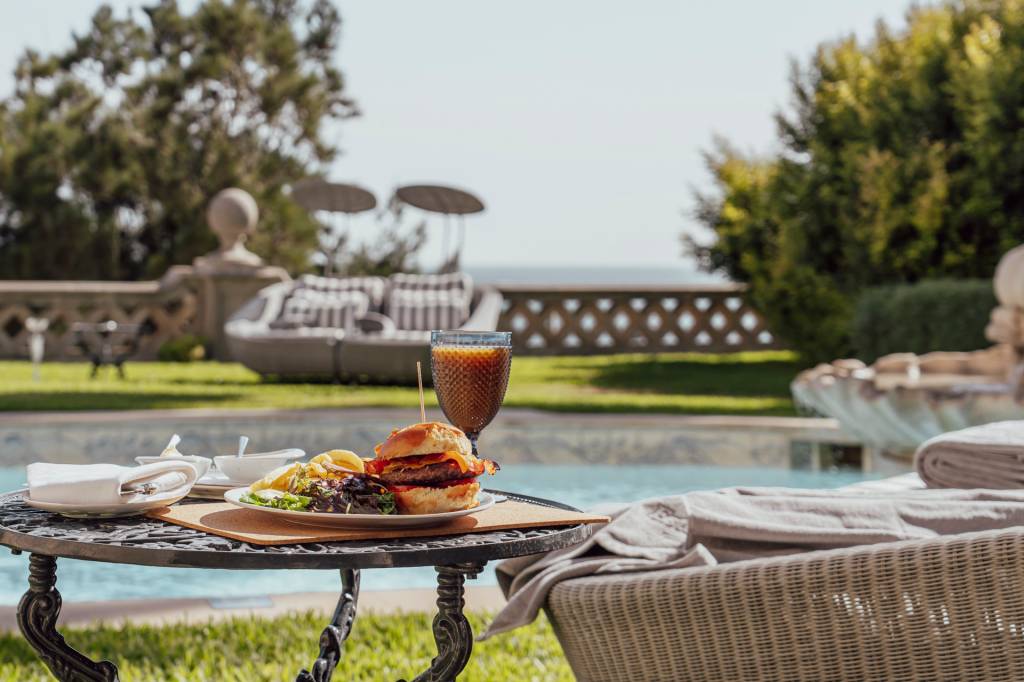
[791,246,1024,465]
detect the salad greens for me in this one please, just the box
[240,491,312,511]
[241,473,397,515]
[295,475,397,515]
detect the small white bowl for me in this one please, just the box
[135,455,212,480]
[214,449,305,485]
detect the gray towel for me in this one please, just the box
[915,420,1024,489]
[483,481,1024,639]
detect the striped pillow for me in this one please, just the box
[388,272,473,296]
[295,275,387,311]
[387,289,470,331]
[271,290,370,329]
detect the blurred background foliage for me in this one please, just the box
[692,0,1024,364]
[0,0,357,280]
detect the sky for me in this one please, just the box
[0,1,914,270]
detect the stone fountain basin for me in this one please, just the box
[791,348,1024,452]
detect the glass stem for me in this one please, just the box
[467,431,480,457]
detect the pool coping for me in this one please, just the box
[0,407,855,442]
[0,586,507,630]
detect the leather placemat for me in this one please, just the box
[147,500,609,546]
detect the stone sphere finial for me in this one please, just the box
[207,188,258,249]
[195,188,263,271]
[987,245,1024,349]
[994,245,1024,308]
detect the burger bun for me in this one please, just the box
[392,480,480,515]
[376,422,472,461]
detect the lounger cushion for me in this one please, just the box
[295,274,387,311]
[389,272,473,297]
[386,289,470,331]
[269,290,370,330]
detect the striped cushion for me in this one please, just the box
[388,272,473,297]
[295,275,387,311]
[270,290,370,329]
[386,289,470,331]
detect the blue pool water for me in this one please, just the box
[0,464,876,604]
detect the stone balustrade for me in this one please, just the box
[497,283,782,354]
[0,263,289,361]
[0,268,199,361]
[0,278,783,360]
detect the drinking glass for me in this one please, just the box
[430,330,512,455]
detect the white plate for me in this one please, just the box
[224,487,495,529]
[197,471,238,486]
[24,489,190,519]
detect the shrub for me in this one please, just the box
[851,279,996,363]
[157,335,207,363]
[0,1,357,280]
[691,2,1024,365]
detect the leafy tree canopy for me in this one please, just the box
[0,0,357,280]
[692,0,1024,364]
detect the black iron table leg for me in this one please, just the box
[17,553,119,682]
[406,562,484,682]
[297,568,361,682]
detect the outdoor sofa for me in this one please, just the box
[534,526,1024,681]
[225,272,502,383]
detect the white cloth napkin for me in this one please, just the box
[27,461,198,505]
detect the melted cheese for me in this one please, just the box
[382,451,472,474]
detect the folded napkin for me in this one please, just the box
[27,461,198,505]
[915,420,1024,489]
[483,476,1024,639]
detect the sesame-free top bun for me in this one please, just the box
[392,480,481,514]
[375,422,472,460]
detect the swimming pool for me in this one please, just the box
[0,463,876,604]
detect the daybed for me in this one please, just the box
[225,272,502,383]
[535,527,1024,681]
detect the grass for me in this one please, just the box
[0,611,571,681]
[0,351,799,415]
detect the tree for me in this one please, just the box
[0,0,357,280]
[691,0,1024,364]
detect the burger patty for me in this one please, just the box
[378,460,466,487]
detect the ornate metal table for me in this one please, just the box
[0,490,590,682]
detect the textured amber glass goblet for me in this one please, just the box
[430,331,512,456]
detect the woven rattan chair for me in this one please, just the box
[540,527,1024,681]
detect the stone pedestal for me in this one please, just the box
[193,266,288,359]
[190,188,289,359]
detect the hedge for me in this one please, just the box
[851,279,996,364]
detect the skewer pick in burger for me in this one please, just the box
[366,422,499,514]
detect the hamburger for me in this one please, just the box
[365,422,499,514]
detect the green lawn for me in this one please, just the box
[0,352,799,415]
[0,611,571,681]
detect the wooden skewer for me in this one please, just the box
[416,361,426,423]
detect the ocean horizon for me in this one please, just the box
[465,264,728,286]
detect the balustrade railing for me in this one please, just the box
[0,277,783,360]
[0,269,197,360]
[497,284,782,355]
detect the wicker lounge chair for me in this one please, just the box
[535,526,1024,681]
[225,273,502,383]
